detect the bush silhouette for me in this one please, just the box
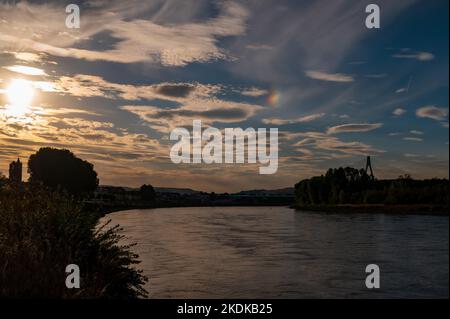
[0,183,148,298]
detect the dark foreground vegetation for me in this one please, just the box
[0,148,147,298]
[294,167,449,214]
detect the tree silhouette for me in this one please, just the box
[140,184,155,202]
[28,148,99,195]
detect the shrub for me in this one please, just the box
[0,184,147,298]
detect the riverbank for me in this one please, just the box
[293,204,449,216]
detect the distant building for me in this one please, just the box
[9,158,22,183]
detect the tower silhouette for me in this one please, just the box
[365,156,374,180]
[9,158,22,183]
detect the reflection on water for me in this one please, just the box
[107,207,449,298]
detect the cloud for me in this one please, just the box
[326,123,383,135]
[240,88,268,97]
[288,131,384,157]
[393,108,406,116]
[1,0,446,190]
[36,107,99,117]
[396,88,407,93]
[416,106,448,121]
[0,108,164,170]
[0,78,55,96]
[50,74,264,132]
[3,65,47,76]
[121,99,263,132]
[365,74,387,79]
[403,137,423,142]
[392,51,435,61]
[305,71,354,82]
[404,153,420,158]
[314,137,383,156]
[11,52,44,63]
[262,113,325,125]
[245,44,273,51]
[410,130,423,135]
[53,75,220,102]
[0,1,248,66]
[154,84,196,98]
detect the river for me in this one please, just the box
[107,206,449,298]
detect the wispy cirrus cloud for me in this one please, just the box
[365,74,387,79]
[262,113,325,125]
[240,87,268,97]
[305,71,354,83]
[288,131,384,157]
[326,123,383,135]
[392,51,435,61]
[403,137,423,142]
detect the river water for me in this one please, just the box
[107,206,449,298]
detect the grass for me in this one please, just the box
[0,182,148,298]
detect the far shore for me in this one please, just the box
[293,204,449,216]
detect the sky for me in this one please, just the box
[0,0,448,192]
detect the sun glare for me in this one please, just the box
[5,79,35,116]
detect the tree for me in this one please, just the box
[140,184,155,202]
[28,148,98,195]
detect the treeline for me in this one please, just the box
[295,167,449,206]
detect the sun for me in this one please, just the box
[5,79,35,116]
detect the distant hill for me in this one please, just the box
[234,188,295,196]
[99,185,294,196]
[154,187,202,195]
